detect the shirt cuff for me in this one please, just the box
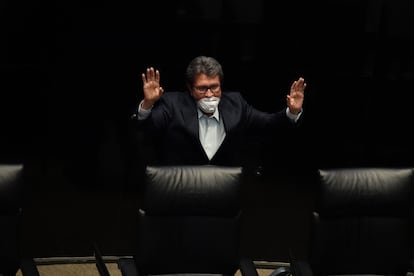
[137,99,152,120]
[286,107,302,123]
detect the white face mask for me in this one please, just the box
[197,97,220,114]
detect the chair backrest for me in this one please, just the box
[0,164,24,275]
[135,165,243,275]
[310,167,413,276]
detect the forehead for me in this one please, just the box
[193,74,220,85]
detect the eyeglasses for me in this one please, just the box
[193,84,220,94]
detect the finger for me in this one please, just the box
[146,68,151,81]
[155,69,160,82]
[291,80,297,91]
[299,77,306,86]
[295,78,306,92]
[148,67,155,80]
[142,73,147,83]
[297,78,306,92]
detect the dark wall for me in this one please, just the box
[2,0,414,261]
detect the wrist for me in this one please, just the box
[141,100,154,110]
[288,107,301,115]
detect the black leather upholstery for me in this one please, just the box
[117,165,258,276]
[0,164,39,276]
[317,168,413,217]
[143,165,241,217]
[290,167,414,276]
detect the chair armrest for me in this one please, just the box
[290,260,313,276]
[93,242,111,276]
[269,266,291,276]
[118,257,140,276]
[239,257,259,276]
[19,257,40,276]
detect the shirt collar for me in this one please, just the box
[197,107,220,121]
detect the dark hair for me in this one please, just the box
[185,56,224,86]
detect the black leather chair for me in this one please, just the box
[0,164,39,276]
[102,165,258,276]
[275,167,414,276]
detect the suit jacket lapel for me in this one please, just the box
[181,98,200,139]
[182,102,208,160]
[219,96,237,133]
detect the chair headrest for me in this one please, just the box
[143,165,243,216]
[317,168,413,216]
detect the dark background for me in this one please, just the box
[1,0,414,262]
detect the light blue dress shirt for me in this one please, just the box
[197,108,226,160]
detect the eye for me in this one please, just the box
[210,85,220,91]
